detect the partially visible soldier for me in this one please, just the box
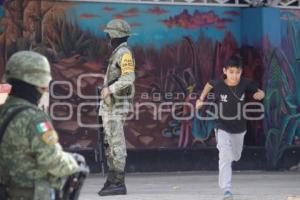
[98,19,135,196]
[0,51,89,200]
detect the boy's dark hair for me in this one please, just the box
[225,55,243,69]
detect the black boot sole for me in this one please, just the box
[98,189,127,196]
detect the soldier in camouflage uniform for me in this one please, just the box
[98,19,135,196]
[0,51,88,200]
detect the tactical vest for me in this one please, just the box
[101,42,135,114]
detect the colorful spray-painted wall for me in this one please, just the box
[61,3,244,150]
[0,1,299,167]
[263,9,300,166]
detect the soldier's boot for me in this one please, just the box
[98,171,127,196]
[98,170,115,194]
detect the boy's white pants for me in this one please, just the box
[216,129,246,192]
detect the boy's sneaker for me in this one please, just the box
[223,191,233,200]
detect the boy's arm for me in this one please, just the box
[253,89,265,100]
[244,78,265,100]
[196,83,213,109]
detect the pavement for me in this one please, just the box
[80,171,300,200]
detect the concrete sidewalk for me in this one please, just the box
[80,171,300,200]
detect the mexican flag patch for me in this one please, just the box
[36,122,52,134]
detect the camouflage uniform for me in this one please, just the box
[99,19,135,172]
[98,19,135,196]
[0,51,80,200]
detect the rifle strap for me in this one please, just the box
[0,106,32,144]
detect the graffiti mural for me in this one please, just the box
[262,9,300,167]
[0,1,267,151]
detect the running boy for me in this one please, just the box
[196,55,265,200]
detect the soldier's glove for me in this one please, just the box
[71,153,89,174]
[71,153,86,165]
[60,153,90,200]
[70,153,90,189]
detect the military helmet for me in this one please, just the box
[104,19,131,39]
[4,51,52,88]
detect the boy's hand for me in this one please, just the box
[196,99,204,110]
[253,89,265,100]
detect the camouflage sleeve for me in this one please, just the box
[108,50,135,94]
[29,111,79,177]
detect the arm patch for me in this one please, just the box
[120,53,134,75]
[41,130,58,145]
[35,121,58,145]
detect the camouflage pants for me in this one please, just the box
[102,113,127,172]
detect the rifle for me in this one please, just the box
[0,183,8,200]
[95,78,118,176]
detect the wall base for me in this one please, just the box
[68,146,300,173]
